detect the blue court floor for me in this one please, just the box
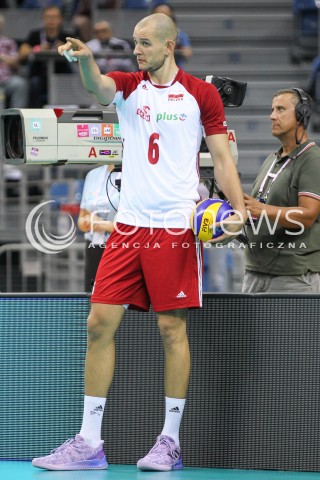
[3,463,320,480]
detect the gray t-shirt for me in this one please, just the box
[244,140,320,275]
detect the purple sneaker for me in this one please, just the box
[137,435,183,471]
[32,434,108,470]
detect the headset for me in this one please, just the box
[291,87,311,129]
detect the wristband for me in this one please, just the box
[63,49,78,62]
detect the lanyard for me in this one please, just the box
[257,141,315,200]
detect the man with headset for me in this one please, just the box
[242,88,320,293]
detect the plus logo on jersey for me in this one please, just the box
[137,105,151,122]
[156,112,188,122]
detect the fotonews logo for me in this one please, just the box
[25,201,77,254]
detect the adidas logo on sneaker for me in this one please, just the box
[169,406,180,413]
[176,291,187,298]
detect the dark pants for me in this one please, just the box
[84,240,105,292]
[28,75,47,108]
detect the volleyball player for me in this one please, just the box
[32,12,246,471]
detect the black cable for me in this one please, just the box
[295,119,305,145]
[236,233,248,245]
[106,168,120,212]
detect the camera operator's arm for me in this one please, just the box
[57,37,116,106]
[206,133,247,238]
[78,209,115,234]
[244,193,320,229]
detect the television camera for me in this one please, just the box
[0,109,122,166]
[200,76,247,194]
[0,76,246,168]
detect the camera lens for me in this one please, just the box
[5,115,24,159]
[223,84,233,96]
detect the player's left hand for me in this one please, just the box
[207,211,245,245]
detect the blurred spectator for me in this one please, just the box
[0,14,28,108]
[304,55,320,99]
[70,0,93,43]
[19,5,74,107]
[86,21,135,73]
[304,55,320,130]
[151,2,192,68]
[70,0,123,57]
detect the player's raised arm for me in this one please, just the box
[57,37,116,106]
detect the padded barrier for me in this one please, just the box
[1,293,320,471]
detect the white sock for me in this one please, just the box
[79,395,106,448]
[161,397,186,446]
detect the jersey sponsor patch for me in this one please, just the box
[168,93,184,101]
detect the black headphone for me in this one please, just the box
[291,88,311,129]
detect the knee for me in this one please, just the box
[158,316,173,338]
[87,309,110,344]
[157,316,187,347]
[87,305,122,345]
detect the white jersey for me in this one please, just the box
[107,69,227,228]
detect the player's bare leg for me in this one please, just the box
[32,303,125,471]
[137,308,188,471]
[84,303,126,397]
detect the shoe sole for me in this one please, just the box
[32,461,108,470]
[137,461,183,471]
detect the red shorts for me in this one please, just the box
[91,223,203,312]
